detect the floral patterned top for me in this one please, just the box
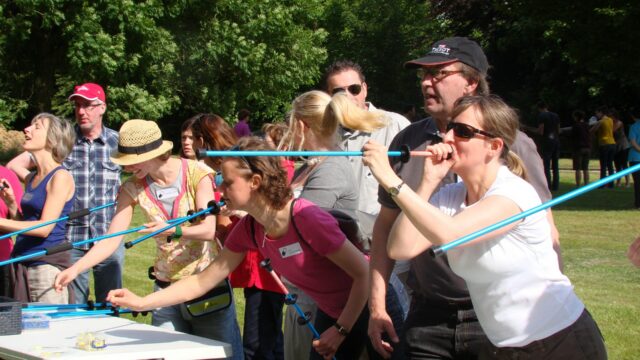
[121,158,219,282]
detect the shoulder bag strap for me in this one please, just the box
[288,198,306,243]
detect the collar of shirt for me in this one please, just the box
[421,116,444,142]
[74,124,108,145]
[340,101,377,140]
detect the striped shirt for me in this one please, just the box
[62,125,121,249]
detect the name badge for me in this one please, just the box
[279,242,303,258]
[104,172,120,180]
[156,188,179,200]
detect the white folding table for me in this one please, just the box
[0,314,232,359]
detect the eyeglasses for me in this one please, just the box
[330,83,363,96]
[229,145,260,174]
[417,68,463,82]
[75,102,103,111]
[446,122,496,139]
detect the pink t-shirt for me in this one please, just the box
[225,198,353,318]
[0,166,23,260]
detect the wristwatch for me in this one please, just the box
[387,180,405,197]
[333,322,349,337]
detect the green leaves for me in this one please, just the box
[0,0,327,127]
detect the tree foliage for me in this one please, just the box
[319,0,433,113]
[428,0,640,121]
[0,0,327,128]
[0,0,638,131]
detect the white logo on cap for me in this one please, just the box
[78,86,89,91]
[430,44,451,56]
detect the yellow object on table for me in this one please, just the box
[75,331,107,351]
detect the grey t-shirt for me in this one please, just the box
[294,156,359,217]
[147,165,183,217]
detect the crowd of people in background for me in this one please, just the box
[530,103,639,196]
[8,35,640,360]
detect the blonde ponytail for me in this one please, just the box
[505,150,528,181]
[327,92,386,133]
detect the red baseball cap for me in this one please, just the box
[68,83,106,103]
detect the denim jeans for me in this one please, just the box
[242,287,285,360]
[152,284,244,360]
[479,309,607,360]
[70,243,124,304]
[402,297,490,359]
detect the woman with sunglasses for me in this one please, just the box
[0,113,75,304]
[54,119,244,359]
[107,136,375,360]
[363,95,606,359]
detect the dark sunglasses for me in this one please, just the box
[331,83,362,96]
[229,145,260,174]
[446,122,496,139]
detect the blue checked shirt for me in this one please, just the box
[63,125,121,249]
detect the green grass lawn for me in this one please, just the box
[111,159,640,359]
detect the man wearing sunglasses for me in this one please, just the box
[323,60,412,350]
[322,60,410,247]
[368,37,561,359]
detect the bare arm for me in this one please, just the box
[368,206,401,356]
[107,247,246,310]
[54,191,135,292]
[327,241,369,331]
[628,236,640,267]
[0,178,20,219]
[388,184,521,260]
[138,174,217,241]
[0,170,74,237]
[6,151,34,182]
[546,209,563,272]
[313,241,369,358]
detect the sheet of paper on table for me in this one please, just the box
[0,314,232,360]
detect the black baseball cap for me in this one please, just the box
[405,37,489,75]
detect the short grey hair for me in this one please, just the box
[32,113,76,163]
[459,63,490,95]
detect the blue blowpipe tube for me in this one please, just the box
[0,218,181,267]
[46,308,138,318]
[196,145,418,163]
[124,200,224,249]
[0,202,116,241]
[199,149,403,157]
[430,162,640,256]
[259,259,337,360]
[24,302,112,312]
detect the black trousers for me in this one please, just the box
[479,309,607,360]
[243,287,285,360]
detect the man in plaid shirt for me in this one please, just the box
[8,83,122,304]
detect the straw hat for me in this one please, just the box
[111,119,173,166]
